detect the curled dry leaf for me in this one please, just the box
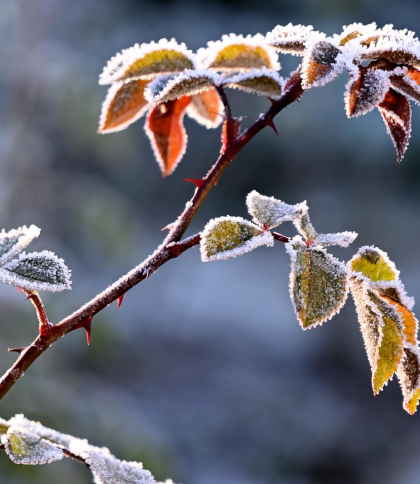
[145,96,191,176]
[378,88,411,164]
[98,79,150,133]
[186,87,223,129]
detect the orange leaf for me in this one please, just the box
[187,87,223,128]
[378,89,411,165]
[98,79,150,133]
[145,96,191,176]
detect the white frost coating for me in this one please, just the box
[312,231,358,248]
[144,69,219,104]
[200,216,274,262]
[265,23,326,55]
[390,66,420,105]
[0,250,72,292]
[345,68,391,118]
[98,80,150,134]
[99,38,196,85]
[334,22,377,44]
[5,427,64,465]
[372,279,415,310]
[349,245,400,280]
[246,190,304,229]
[222,68,285,98]
[197,33,280,71]
[0,225,41,267]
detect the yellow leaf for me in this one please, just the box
[350,246,398,282]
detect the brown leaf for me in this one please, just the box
[302,41,341,88]
[378,89,411,164]
[187,87,223,129]
[145,96,191,176]
[98,79,150,133]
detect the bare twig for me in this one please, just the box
[24,290,51,335]
[0,70,303,401]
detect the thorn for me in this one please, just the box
[267,97,277,107]
[161,222,175,231]
[183,178,205,189]
[25,293,35,301]
[17,287,22,294]
[117,294,125,309]
[76,316,93,346]
[266,119,279,136]
[8,346,29,354]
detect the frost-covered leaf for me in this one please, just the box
[286,236,350,329]
[200,216,274,262]
[345,66,390,117]
[301,40,342,88]
[145,70,217,104]
[98,79,150,133]
[99,39,195,84]
[337,23,377,46]
[390,66,420,104]
[350,245,399,282]
[199,34,280,72]
[69,440,154,484]
[246,190,305,229]
[5,427,64,465]
[265,23,326,56]
[293,207,318,241]
[145,96,190,176]
[378,88,411,165]
[312,231,358,248]
[186,88,223,129]
[398,345,420,414]
[223,68,284,98]
[0,250,72,292]
[0,225,40,267]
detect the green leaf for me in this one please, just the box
[246,190,306,229]
[0,225,40,267]
[99,39,195,85]
[5,427,64,465]
[223,68,284,98]
[286,236,349,329]
[349,246,398,282]
[200,216,274,262]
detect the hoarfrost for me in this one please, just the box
[373,279,415,310]
[246,190,305,229]
[5,427,64,465]
[301,39,343,89]
[0,250,72,292]
[0,225,40,267]
[335,22,377,46]
[200,216,274,262]
[390,66,420,104]
[312,231,358,248]
[292,204,318,241]
[145,70,218,104]
[223,68,285,98]
[265,23,326,55]
[197,33,280,72]
[99,38,196,85]
[286,236,350,329]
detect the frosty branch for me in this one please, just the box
[2,21,420,484]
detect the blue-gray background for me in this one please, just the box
[1,1,420,483]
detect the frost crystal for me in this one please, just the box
[99,38,196,85]
[223,68,285,98]
[0,250,72,292]
[198,34,280,72]
[312,231,358,248]
[286,236,350,329]
[200,216,274,262]
[246,190,305,229]
[292,205,318,241]
[265,23,326,55]
[345,67,391,117]
[0,225,41,267]
[145,70,218,104]
[5,427,64,465]
[335,23,378,46]
[186,88,224,129]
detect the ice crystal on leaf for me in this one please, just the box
[0,225,40,266]
[145,70,218,104]
[336,23,378,46]
[200,216,274,262]
[246,190,305,229]
[186,88,223,128]
[286,236,350,330]
[5,427,64,465]
[99,38,196,85]
[144,96,190,176]
[198,34,280,72]
[222,68,285,98]
[265,23,326,56]
[98,79,150,133]
[0,250,72,293]
[312,231,358,248]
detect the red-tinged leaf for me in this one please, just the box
[117,294,125,309]
[345,66,390,117]
[378,89,411,164]
[187,88,223,128]
[390,66,420,104]
[145,96,191,176]
[98,79,150,133]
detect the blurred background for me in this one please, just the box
[1,0,420,483]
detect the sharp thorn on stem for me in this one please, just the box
[183,178,205,189]
[17,287,22,294]
[8,346,29,354]
[117,294,125,309]
[266,119,279,136]
[25,293,35,301]
[76,316,93,346]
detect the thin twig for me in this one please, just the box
[0,70,304,401]
[24,290,51,335]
